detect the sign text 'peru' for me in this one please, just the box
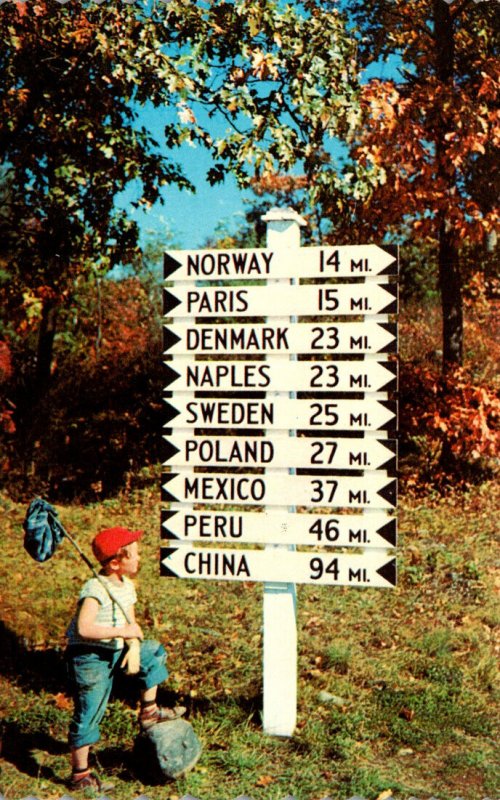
[161,507,397,549]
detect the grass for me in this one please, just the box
[0,481,499,800]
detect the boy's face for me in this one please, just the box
[117,541,140,577]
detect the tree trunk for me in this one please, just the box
[433,0,463,370]
[35,300,58,391]
[438,221,463,367]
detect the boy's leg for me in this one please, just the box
[67,648,120,785]
[135,640,186,729]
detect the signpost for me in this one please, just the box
[161,207,398,738]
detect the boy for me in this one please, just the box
[65,526,185,791]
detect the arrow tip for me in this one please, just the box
[164,363,181,386]
[163,328,181,353]
[163,289,182,315]
[163,441,181,461]
[379,245,399,274]
[377,557,397,586]
[164,252,182,278]
[160,547,179,577]
[164,403,181,424]
[377,518,397,546]
[377,479,397,507]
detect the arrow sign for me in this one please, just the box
[164,357,398,393]
[164,245,398,281]
[161,507,397,548]
[163,397,397,432]
[161,471,397,509]
[164,434,397,471]
[163,283,398,319]
[163,322,397,355]
[160,546,397,588]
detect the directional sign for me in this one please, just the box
[164,283,398,319]
[164,397,397,432]
[161,507,397,549]
[164,434,397,471]
[160,545,397,588]
[161,471,397,509]
[164,357,398,393]
[164,245,398,281]
[163,321,397,356]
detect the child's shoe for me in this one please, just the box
[70,769,115,793]
[139,703,186,730]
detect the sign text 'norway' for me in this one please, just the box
[164,245,398,281]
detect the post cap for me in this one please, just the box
[261,207,307,226]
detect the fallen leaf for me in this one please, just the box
[53,692,72,711]
[256,775,274,787]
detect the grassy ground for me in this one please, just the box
[0,481,498,800]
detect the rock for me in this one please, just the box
[135,718,202,780]
[317,690,347,706]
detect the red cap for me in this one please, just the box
[92,526,143,563]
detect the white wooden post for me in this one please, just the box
[261,207,306,736]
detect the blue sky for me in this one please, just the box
[120,58,402,252]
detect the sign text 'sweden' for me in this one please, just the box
[164,397,397,431]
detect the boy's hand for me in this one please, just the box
[123,622,144,640]
[122,637,141,675]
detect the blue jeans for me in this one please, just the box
[66,640,168,748]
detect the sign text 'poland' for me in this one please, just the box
[164,434,397,471]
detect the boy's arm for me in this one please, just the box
[77,596,144,641]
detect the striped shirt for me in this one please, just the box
[66,575,137,650]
